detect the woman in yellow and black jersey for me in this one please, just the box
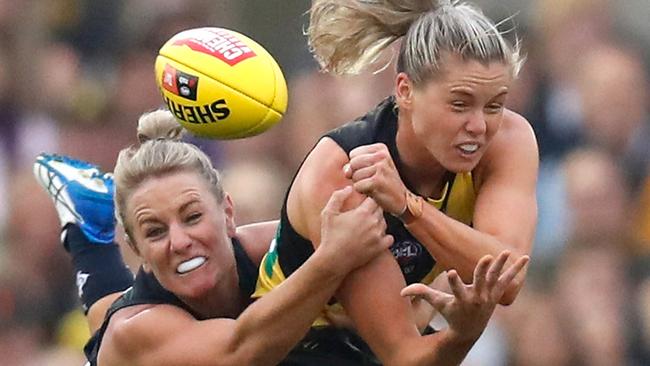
[255,96,479,364]
[255,95,478,300]
[256,1,538,365]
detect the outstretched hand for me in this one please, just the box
[401,251,529,342]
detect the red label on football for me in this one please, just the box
[172,28,257,66]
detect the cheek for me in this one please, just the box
[486,114,504,138]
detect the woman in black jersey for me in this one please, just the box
[254,0,537,365]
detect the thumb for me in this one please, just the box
[400,283,432,298]
[401,283,451,311]
[323,186,353,214]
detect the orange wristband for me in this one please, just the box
[397,190,424,225]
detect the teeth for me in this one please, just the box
[459,144,478,153]
[177,257,206,274]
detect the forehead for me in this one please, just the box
[435,54,512,92]
[128,171,215,214]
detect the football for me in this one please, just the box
[154,27,288,139]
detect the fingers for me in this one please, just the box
[498,254,530,286]
[401,283,454,311]
[486,251,510,286]
[322,186,353,214]
[472,254,493,292]
[447,269,468,301]
[349,143,388,159]
[357,194,381,213]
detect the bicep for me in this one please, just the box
[474,114,538,254]
[289,138,364,245]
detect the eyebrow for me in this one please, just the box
[179,199,200,213]
[449,89,509,99]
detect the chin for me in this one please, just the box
[444,159,479,174]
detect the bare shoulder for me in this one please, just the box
[476,109,539,183]
[236,221,279,265]
[485,110,537,160]
[288,137,354,239]
[500,109,536,142]
[293,137,350,202]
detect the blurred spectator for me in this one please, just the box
[575,42,650,193]
[528,0,614,161]
[499,285,574,366]
[555,147,642,365]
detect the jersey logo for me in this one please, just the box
[391,240,423,275]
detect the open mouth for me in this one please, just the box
[457,143,479,155]
[176,256,207,274]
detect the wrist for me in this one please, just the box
[443,327,481,347]
[310,246,348,279]
[394,190,424,225]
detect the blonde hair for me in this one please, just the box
[114,109,224,240]
[308,0,523,85]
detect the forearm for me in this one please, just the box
[405,205,526,303]
[230,251,343,365]
[339,253,477,366]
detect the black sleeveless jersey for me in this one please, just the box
[84,238,257,365]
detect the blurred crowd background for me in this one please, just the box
[1,0,650,365]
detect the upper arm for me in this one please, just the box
[473,111,539,255]
[288,137,365,245]
[100,306,249,366]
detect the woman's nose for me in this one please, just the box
[168,223,192,253]
[465,109,487,136]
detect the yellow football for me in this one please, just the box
[155,27,288,139]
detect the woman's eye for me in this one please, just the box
[146,227,165,238]
[451,101,467,111]
[486,104,503,113]
[186,212,202,223]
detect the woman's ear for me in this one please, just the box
[395,72,414,110]
[223,193,237,238]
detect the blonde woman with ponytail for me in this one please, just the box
[255,0,536,364]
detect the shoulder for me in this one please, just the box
[236,221,279,265]
[475,110,539,184]
[288,137,364,240]
[485,110,537,162]
[293,137,350,205]
[499,109,536,143]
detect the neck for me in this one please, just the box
[181,260,243,319]
[396,114,448,198]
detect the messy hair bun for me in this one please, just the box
[136,109,185,144]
